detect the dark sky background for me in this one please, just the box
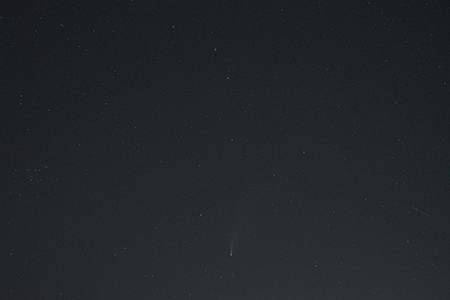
[2,1,450,299]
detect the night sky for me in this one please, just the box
[2,1,450,299]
